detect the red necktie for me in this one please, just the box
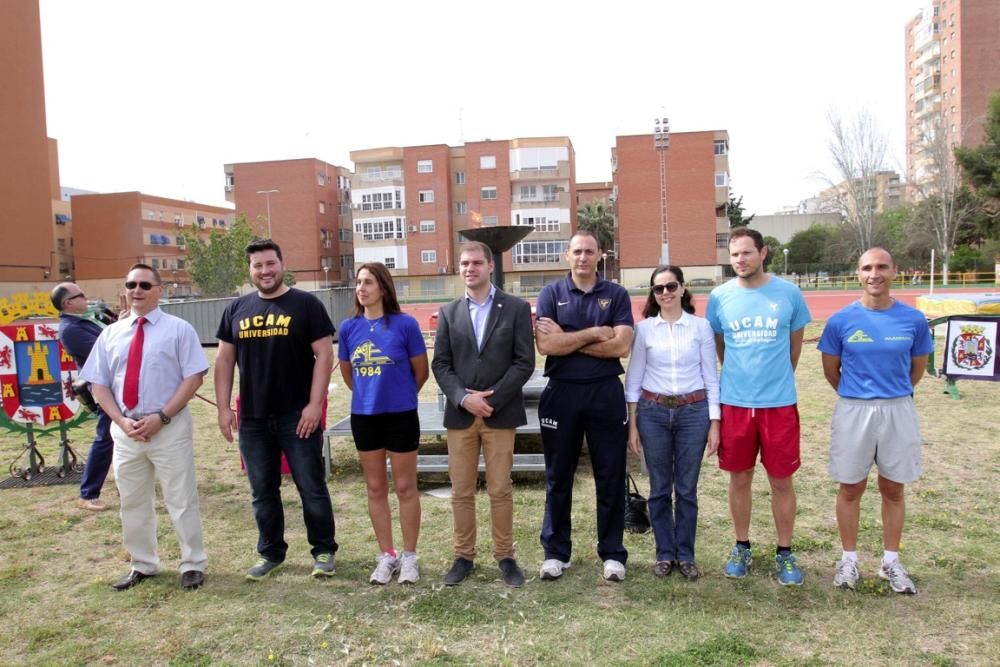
[122,316,146,410]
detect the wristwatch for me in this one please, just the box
[157,410,171,425]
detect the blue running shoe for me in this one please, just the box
[724,545,753,579]
[775,552,804,586]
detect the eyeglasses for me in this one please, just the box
[65,293,86,302]
[125,281,159,290]
[652,282,680,295]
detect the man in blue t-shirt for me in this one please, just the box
[705,228,812,586]
[534,230,634,583]
[818,247,933,595]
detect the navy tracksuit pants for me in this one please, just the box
[538,376,629,564]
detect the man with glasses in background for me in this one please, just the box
[81,264,209,591]
[52,282,113,511]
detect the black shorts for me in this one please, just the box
[350,410,420,453]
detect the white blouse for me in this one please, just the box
[624,310,721,420]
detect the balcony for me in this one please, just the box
[510,163,571,181]
[511,192,569,208]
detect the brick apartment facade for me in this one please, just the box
[0,0,56,291]
[905,0,1000,188]
[224,159,353,287]
[613,131,730,287]
[72,192,233,302]
[350,137,576,297]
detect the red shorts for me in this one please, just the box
[719,404,801,478]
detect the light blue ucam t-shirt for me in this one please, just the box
[817,300,933,399]
[705,276,812,408]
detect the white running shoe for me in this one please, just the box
[398,553,419,584]
[879,559,917,594]
[369,553,400,585]
[833,558,860,590]
[539,559,571,580]
[603,559,626,582]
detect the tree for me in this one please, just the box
[576,200,615,252]
[820,109,889,255]
[762,235,782,272]
[182,214,255,297]
[728,194,756,228]
[955,90,1000,202]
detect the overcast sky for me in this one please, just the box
[39,0,923,215]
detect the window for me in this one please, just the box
[174,214,182,225]
[339,228,352,242]
[714,140,728,156]
[416,160,433,173]
[57,238,66,249]
[384,257,396,269]
[318,201,326,214]
[176,258,185,270]
[482,215,498,227]
[481,186,497,200]
[542,184,559,202]
[365,165,402,180]
[338,202,351,215]
[353,217,405,241]
[340,255,353,268]
[456,201,468,214]
[59,262,69,274]
[151,258,160,269]
[359,189,403,211]
[176,236,185,247]
[519,185,537,201]
[480,155,496,169]
[317,172,326,186]
[715,171,729,187]
[419,220,436,233]
[320,229,332,248]
[418,190,434,203]
[455,171,465,185]
[514,214,560,232]
[716,233,729,248]
[513,240,569,265]
[421,250,437,264]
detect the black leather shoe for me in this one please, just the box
[678,561,700,581]
[652,560,674,577]
[443,557,474,585]
[112,569,153,591]
[498,558,525,588]
[181,570,205,590]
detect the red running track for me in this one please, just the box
[402,287,991,331]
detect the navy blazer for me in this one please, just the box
[431,289,535,430]
[58,313,103,368]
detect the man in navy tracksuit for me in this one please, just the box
[51,282,114,511]
[534,231,634,582]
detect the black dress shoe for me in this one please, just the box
[112,569,153,591]
[443,557,474,585]
[498,558,525,588]
[181,570,205,590]
[678,561,700,581]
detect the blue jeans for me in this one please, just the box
[80,409,113,500]
[636,397,710,562]
[239,411,337,562]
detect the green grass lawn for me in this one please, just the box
[1,322,997,666]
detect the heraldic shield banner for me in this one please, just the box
[943,315,999,381]
[0,323,82,425]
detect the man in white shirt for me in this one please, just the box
[81,264,209,591]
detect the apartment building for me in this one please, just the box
[0,0,55,291]
[613,131,730,287]
[905,0,1000,188]
[350,137,576,297]
[224,159,354,287]
[49,139,74,280]
[72,192,234,302]
[810,170,904,218]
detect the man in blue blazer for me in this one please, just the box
[51,282,113,511]
[432,241,535,587]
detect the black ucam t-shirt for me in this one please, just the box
[216,288,335,419]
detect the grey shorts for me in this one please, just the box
[828,396,924,484]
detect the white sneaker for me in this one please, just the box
[369,552,400,585]
[398,553,419,584]
[833,558,860,590]
[539,558,571,580]
[879,559,917,594]
[603,559,626,582]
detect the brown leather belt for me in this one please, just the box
[640,388,706,408]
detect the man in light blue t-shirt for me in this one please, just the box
[705,228,811,586]
[818,247,933,595]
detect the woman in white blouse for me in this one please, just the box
[625,265,720,580]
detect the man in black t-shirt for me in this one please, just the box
[215,239,338,581]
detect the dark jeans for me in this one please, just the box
[636,397,710,562]
[539,377,628,564]
[80,410,113,500]
[239,411,337,562]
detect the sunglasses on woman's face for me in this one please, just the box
[125,281,158,291]
[652,282,680,295]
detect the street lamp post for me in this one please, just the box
[600,252,607,279]
[255,189,279,238]
[654,114,671,266]
[783,248,789,275]
[323,265,329,288]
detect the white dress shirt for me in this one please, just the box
[466,284,496,351]
[624,311,721,420]
[81,308,209,416]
